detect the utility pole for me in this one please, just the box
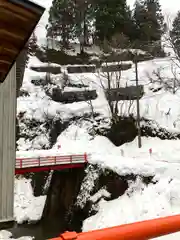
[46,37,51,83]
[134,54,142,148]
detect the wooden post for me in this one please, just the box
[0,64,16,225]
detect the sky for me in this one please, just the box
[127,0,180,15]
[28,0,53,40]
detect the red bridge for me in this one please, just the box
[15,153,88,174]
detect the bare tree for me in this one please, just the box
[80,78,96,119]
[157,15,180,93]
[147,64,180,94]
[97,60,134,122]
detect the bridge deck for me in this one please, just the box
[15,153,88,174]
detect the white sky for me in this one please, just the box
[127,0,180,15]
[29,0,53,40]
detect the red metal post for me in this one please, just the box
[84,153,87,163]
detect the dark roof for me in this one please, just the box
[0,0,45,83]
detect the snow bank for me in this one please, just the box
[17,36,180,240]
[29,56,61,68]
[101,61,133,66]
[120,136,180,163]
[0,230,32,240]
[14,178,46,224]
[16,124,180,180]
[90,189,111,203]
[20,55,180,139]
[83,177,180,239]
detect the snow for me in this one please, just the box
[16,53,180,239]
[31,128,180,180]
[17,124,180,181]
[76,165,100,209]
[101,61,133,66]
[82,177,180,239]
[28,56,61,68]
[107,57,180,132]
[0,179,45,239]
[0,230,32,240]
[32,0,53,43]
[21,56,180,137]
[90,189,111,203]
[16,122,180,239]
[14,178,46,224]
[16,23,180,239]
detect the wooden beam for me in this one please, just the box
[0,70,8,74]
[0,55,14,62]
[0,35,22,48]
[0,60,11,65]
[0,2,37,20]
[3,47,18,55]
[0,62,9,70]
[0,21,27,37]
[0,29,25,40]
[0,7,31,23]
[0,39,20,54]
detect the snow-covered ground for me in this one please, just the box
[15,52,180,239]
[15,131,180,239]
[0,179,44,239]
[0,230,32,240]
[14,178,46,224]
[18,56,180,142]
[83,177,180,239]
[4,0,180,239]
[17,132,180,179]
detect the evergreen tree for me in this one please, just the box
[74,0,94,52]
[27,32,38,56]
[145,0,164,41]
[170,11,180,58]
[25,32,38,66]
[94,0,133,42]
[47,0,75,48]
[133,0,147,40]
[134,0,164,43]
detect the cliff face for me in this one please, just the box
[43,168,86,221]
[40,165,154,233]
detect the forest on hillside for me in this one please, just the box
[27,0,180,61]
[45,0,166,55]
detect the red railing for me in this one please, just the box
[16,153,88,170]
[49,214,180,240]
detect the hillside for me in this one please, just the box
[11,46,180,239]
[3,0,180,239]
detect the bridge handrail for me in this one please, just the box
[49,214,180,240]
[16,153,88,169]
